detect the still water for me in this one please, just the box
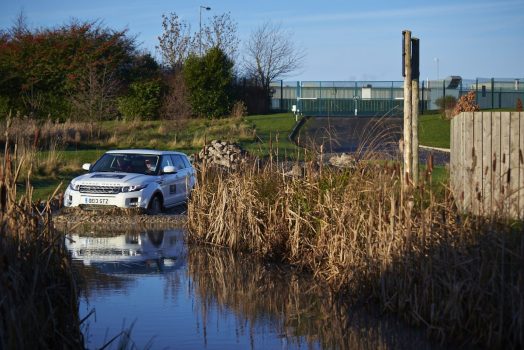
[66,227,443,350]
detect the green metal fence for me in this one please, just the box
[270,78,524,117]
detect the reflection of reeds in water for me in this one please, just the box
[0,122,83,348]
[187,246,437,349]
[188,148,523,347]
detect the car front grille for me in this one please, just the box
[79,185,122,194]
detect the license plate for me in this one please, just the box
[83,197,110,205]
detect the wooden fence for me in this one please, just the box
[451,111,524,218]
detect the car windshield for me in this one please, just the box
[90,153,160,175]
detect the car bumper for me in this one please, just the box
[64,188,152,209]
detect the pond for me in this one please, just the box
[65,227,444,350]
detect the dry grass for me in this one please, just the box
[0,135,83,348]
[0,114,106,149]
[188,153,523,347]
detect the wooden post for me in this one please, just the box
[411,38,420,186]
[412,78,419,186]
[402,30,412,188]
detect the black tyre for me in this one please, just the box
[147,195,162,215]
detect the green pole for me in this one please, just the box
[442,79,446,102]
[421,80,425,114]
[388,82,394,110]
[280,80,283,112]
[491,78,495,109]
[476,78,478,105]
[296,81,300,115]
[319,81,322,115]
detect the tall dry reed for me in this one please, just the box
[0,114,106,150]
[188,155,523,348]
[0,128,83,348]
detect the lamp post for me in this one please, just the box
[199,5,211,56]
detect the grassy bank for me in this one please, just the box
[3,112,451,199]
[0,141,83,348]
[187,157,523,347]
[1,113,299,199]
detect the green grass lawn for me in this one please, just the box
[418,114,450,149]
[243,113,300,157]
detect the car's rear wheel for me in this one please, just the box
[147,195,162,215]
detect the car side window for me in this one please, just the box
[170,155,186,170]
[182,155,191,169]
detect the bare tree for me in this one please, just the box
[69,64,120,122]
[243,22,305,108]
[160,72,192,122]
[201,13,239,61]
[10,10,29,37]
[156,13,196,71]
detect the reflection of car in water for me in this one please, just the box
[66,229,186,273]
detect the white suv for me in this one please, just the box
[64,149,196,214]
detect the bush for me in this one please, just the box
[435,95,457,119]
[117,80,162,120]
[517,98,523,112]
[160,72,191,120]
[453,91,479,116]
[183,47,234,119]
[230,100,247,118]
[0,95,10,118]
[0,20,138,120]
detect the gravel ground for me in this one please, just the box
[53,205,188,233]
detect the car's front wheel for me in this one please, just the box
[147,195,162,215]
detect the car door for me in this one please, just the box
[158,155,178,207]
[170,155,188,204]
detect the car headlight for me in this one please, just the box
[121,184,148,192]
[69,182,80,191]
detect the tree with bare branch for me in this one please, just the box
[69,64,120,122]
[156,13,196,71]
[200,13,239,61]
[243,22,305,111]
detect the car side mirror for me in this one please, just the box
[162,165,176,174]
[82,163,91,171]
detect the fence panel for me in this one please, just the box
[520,114,524,218]
[473,112,483,215]
[463,113,474,212]
[451,111,524,218]
[481,112,492,214]
[501,112,511,214]
[492,112,502,213]
[510,112,520,217]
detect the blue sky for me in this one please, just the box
[2,0,523,81]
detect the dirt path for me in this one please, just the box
[296,116,450,165]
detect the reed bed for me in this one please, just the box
[0,136,83,348]
[188,155,523,348]
[0,114,106,149]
